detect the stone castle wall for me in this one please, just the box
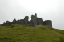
[0,13,52,27]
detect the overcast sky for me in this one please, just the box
[0,0,64,30]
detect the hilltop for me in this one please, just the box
[0,24,64,42]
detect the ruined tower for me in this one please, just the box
[31,13,38,26]
[37,18,43,25]
[43,20,52,27]
[35,13,37,18]
[24,16,29,25]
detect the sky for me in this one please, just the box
[0,0,64,30]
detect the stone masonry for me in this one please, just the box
[37,18,43,25]
[0,13,52,27]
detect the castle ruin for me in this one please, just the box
[0,13,52,27]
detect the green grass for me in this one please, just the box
[0,24,64,42]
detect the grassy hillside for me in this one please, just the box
[0,24,64,42]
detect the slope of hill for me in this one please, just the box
[0,24,64,42]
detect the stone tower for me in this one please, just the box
[43,20,52,27]
[31,13,37,26]
[24,16,29,25]
[35,13,37,18]
[37,18,43,25]
[13,18,16,22]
